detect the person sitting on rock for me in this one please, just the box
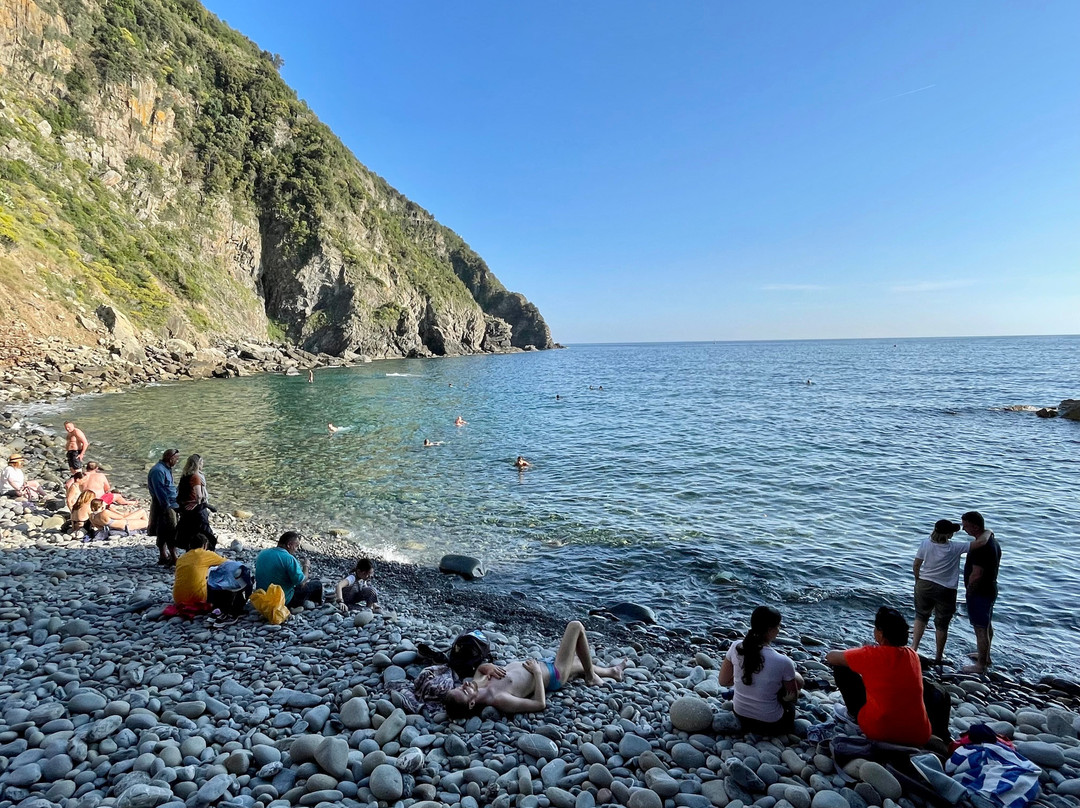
[69,490,96,532]
[80,461,138,506]
[88,498,149,535]
[825,606,932,746]
[173,533,227,612]
[444,620,626,716]
[1,453,45,501]
[334,557,379,611]
[255,531,323,607]
[719,605,804,735]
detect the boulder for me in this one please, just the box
[670,696,713,733]
[369,763,403,801]
[165,339,197,358]
[439,554,484,580]
[1060,400,1080,421]
[1036,407,1058,418]
[96,305,142,362]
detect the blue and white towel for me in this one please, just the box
[946,742,1041,808]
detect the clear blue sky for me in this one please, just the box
[202,1,1079,343]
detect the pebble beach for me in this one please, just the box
[3,338,1080,808]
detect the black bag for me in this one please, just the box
[448,631,493,678]
[922,678,951,742]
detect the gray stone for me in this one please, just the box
[6,763,42,787]
[373,708,407,746]
[314,737,348,778]
[1015,742,1065,768]
[59,618,91,637]
[196,774,232,804]
[116,785,175,808]
[859,762,901,801]
[588,763,613,788]
[812,792,849,808]
[150,673,184,689]
[701,780,730,808]
[224,751,250,775]
[220,679,255,700]
[42,753,74,780]
[644,769,681,798]
[729,760,765,792]
[69,692,107,714]
[518,733,559,760]
[369,763,403,801]
[1047,709,1078,739]
[287,735,322,765]
[619,733,653,758]
[629,788,664,808]
[340,697,369,730]
[174,701,206,719]
[672,742,706,770]
[671,696,713,733]
[547,787,577,808]
[784,786,811,808]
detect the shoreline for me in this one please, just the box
[2,341,1080,808]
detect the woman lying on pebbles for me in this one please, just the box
[87,497,149,535]
[444,620,627,716]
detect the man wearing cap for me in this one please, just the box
[911,519,989,666]
[825,607,933,746]
[961,511,1001,673]
[148,449,180,566]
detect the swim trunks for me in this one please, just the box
[101,492,115,506]
[543,657,562,692]
[66,450,82,470]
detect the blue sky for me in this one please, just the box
[202,1,1079,343]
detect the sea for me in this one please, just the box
[40,336,1080,677]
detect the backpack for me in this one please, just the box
[448,630,492,678]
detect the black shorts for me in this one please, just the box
[66,450,82,470]
[914,579,957,624]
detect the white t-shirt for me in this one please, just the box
[725,642,796,723]
[914,539,971,589]
[1,465,25,494]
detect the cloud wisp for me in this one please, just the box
[874,84,937,104]
[761,283,827,292]
[888,279,974,294]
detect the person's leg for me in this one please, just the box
[965,594,994,670]
[296,578,323,605]
[911,619,928,654]
[830,665,866,720]
[554,620,625,686]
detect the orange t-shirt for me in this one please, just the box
[844,644,931,745]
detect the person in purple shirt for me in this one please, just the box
[148,448,180,566]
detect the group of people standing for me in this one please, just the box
[147,448,217,566]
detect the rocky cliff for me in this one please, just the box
[0,0,553,358]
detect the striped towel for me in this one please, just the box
[946,742,1041,808]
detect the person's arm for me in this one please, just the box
[102,476,112,494]
[76,430,88,458]
[825,650,849,667]
[968,565,984,588]
[966,530,991,551]
[781,679,800,702]
[912,558,922,582]
[290,555,307,585]
[719,658,734,687]
[477,663,507,679]
[491,659,547,713]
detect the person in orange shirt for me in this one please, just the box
[825,606,932,746]
[173,534,227,609]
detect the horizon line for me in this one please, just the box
[559,332,1080,347]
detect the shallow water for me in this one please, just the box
[46,337,1080,676]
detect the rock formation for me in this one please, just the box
[0,0,553,358]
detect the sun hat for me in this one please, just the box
[9,453,23,462]
[933,519,961,534]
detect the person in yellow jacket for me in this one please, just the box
[173,534,227,608]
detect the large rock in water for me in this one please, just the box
[1059,400,1080,421]
[439,554,484,580]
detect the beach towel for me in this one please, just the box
[946,740,1041,808]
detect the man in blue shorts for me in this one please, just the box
[961,511,1001,673]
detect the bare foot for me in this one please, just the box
[611,659,629,682]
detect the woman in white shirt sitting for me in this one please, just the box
[719,606,803,735]
[1,453,44,501]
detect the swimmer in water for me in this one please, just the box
[455,416,467,426]
[423,439,443,447]
[308,369,314,383]
[806,379,812,385]
[328,423,340,434]
[515,456,531,469]
[556,394,561,400]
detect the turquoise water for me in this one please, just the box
[47,337,1080,676]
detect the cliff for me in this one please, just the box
[0,0,553,357]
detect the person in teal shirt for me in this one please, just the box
[255,531,323,606]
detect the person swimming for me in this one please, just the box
[328,423,341,434]
[514,456,531,469]
[423,439,443,447]
[454,416,467,426]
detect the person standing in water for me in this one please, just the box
[455,416,467,426]
[308,369,314,383]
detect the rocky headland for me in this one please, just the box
[3,355,1080,808]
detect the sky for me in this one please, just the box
[201,1,1080,343]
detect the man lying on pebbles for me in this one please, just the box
[444,620,628,716]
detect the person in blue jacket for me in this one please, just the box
[148,448,180,566]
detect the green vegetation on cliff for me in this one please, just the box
[0,0,552,355]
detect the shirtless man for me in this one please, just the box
[64,421,88,472]
[454,416,467,426]
[444,621,626,716]
[514,456,531,469]
[328,423,340,434]
[81,461,138,506]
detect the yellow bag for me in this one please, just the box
[250,584,290,625]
